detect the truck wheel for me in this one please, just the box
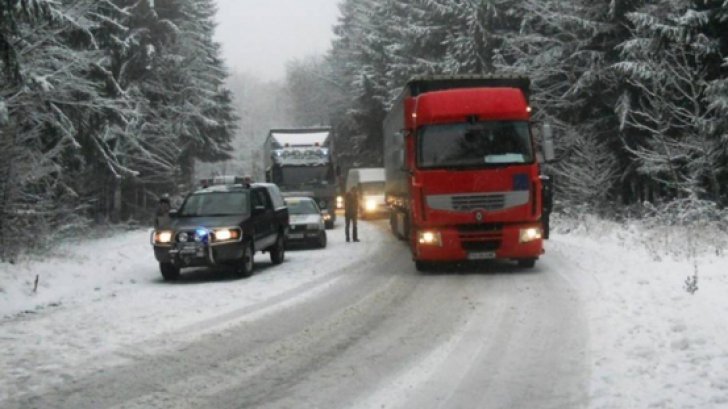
[270,234,285,265]
[317,231,327,248]
[517,258,536,268]
[236,243,255,278]
[160,262,180,281]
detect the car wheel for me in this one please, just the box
[236,242,255,278]
[270,234,285,265]
[517,258,536,268]
[317,231,327,248]
[160,262,180,281]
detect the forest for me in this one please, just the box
[285,0,728,219]
[2,0,728,259]
[0,0,237,258]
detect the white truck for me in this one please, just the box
[345,168,387,219]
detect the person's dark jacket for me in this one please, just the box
[345,190,359,218]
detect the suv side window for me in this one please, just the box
[267,185,286,210]
[252,189,271,210]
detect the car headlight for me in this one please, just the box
[519,227,542,243]
[322,212,332,221]
[153,230,174,245]
[418,230,442,246]
[365,197,378,212]
[211,228,241,243]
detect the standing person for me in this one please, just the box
[155,195,172,229]
[345,187,359,242]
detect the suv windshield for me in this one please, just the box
[179,192,250,217]
[417,121,533,169]
[285,198,320,215]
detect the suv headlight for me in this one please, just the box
[519,227,542,243]
[152,230,174,245]
[418,230,442,246]
[211,228,242,244]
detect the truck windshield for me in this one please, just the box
[179,192,250,217]
[275,166,333,189]
[360,181,385,195]
[417,121,533,169]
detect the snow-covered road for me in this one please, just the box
[1,217,727,408]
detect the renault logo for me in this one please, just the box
[475,211,484,222]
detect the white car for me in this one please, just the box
[284,196,327,248]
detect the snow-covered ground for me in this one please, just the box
[551,214,728,409]
[0,222,388,402]
[1,215,727,407]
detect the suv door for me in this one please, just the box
[251,188,276,251]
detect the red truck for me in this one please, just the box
[384,74,554,270]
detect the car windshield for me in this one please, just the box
[417,121,533,169]
[285,198,320,215]
[179,192,249,217]
[360,181,385,195]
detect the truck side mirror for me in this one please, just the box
[541,124,556,162]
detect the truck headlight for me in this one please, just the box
[336,195,344,209]
[365,197,378,212]
[519,227,542,243]
[211,228,241,243]
[153,230,174,245]
[418,230,442,246]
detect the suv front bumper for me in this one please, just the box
[154,241,246,268]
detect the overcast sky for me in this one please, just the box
[214,0,341,81]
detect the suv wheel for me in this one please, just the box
[270,234,285,265]
[160,262,180,281]
[236,243,255,278]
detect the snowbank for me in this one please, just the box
[550,214,728,408]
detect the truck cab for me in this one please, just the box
[384,75,552,270]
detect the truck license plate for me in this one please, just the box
[467,251,496,260]
[288,233,304,239]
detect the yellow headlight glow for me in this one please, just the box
[213,228,240,243]
[519,227,542,243]
[365,198,377,212]
[418,230,442,246]
[215,229,232,241]
[155,231,173,244]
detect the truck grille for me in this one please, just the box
[458,225,502,252]
[451,194,505,211]
[427,191,528,212]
